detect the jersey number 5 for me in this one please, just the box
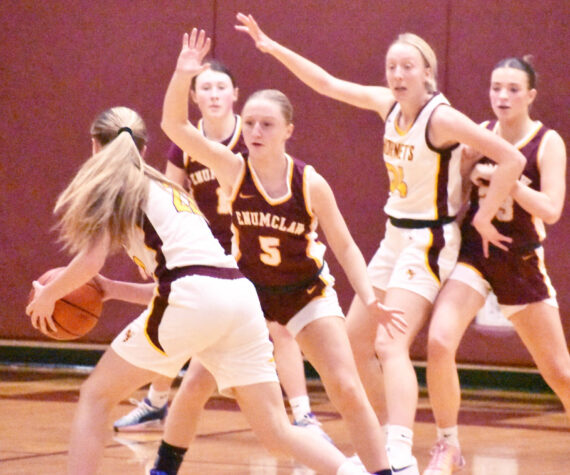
[259,236,281,266]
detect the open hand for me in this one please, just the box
[366,299,407,339]
[26,281,58,335]
[235,13,274,53]
[471,212,512,257]
[176,28,211,77]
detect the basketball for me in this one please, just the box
[28,267,103,340]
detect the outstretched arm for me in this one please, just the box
[235,13,395,120]
[309,170,407,336]
[161,29,243,196]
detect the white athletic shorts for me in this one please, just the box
[449,263,558,319]
[367,219,460,303]
[285,282,344,337]
[111,274,278,397]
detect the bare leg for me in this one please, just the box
[150,374,175,393]
[374,288,431,429]
[268,321,307,400]
[162,359,217,447]
[511,302,570,418]
[426,280,484,429]
[67,348,158,475]
[297,316,390,472]
[346,289,388,424]
[234,381,347,475]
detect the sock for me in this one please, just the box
[436,425,460,448]
[386,425,414,469]
[289,395,311,422]
[148,385,170,408]
[153,440,187,475]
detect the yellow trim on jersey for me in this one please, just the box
[248,154,294,206]
[394,111,413,136]
[515,120,542,150]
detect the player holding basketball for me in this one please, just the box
[25,106,376,475]
[155,29,407,475]
[235,13,526,474]
[115,60,330,442]
[423,57,570,475]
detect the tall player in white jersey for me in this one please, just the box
[25,107,374,475]
[236,13,526,474]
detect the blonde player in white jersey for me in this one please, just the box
[25,106,374,475]
[236,14,526,474]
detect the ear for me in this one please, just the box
[140,144,147,158]
[91,137,102,154]
[528,88,537,105]
[285,123,294,140]
[190,89,198,104]
[233,87,239,103]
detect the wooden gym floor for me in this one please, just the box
[0,365,567,475]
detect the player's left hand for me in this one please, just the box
[366,299,407,338]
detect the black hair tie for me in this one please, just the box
[117,126,133,137]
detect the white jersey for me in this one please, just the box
[125,179,237,279]
[383,93,463,221]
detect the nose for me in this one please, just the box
[498,87,508,99]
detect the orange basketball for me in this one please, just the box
[29,267,103,340]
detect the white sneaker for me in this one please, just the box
[293,412,334,444]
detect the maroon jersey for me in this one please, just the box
[231,154,329,324]
[459,121,555,305]
[167,115,247,254]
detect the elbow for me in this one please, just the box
[543,209,563,225]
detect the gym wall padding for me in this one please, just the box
[1,0,568,367]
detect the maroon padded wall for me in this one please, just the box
[1,1,568,367]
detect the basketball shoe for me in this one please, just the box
[114,397,168,432]
[293,412,334,444]
[422,440,465,475]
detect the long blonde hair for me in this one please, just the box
[55,106,186,254]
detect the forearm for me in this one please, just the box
[42,246,106,303]
[476,155,524,221]
[265,40,336,98]
[104,280,156,305]
[161,70,195,143]
[511,182,563,224]
[335,243,375,306]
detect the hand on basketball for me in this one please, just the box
[176,28,211,78]
[235,13,274,53]
[471,212,512,257]
[366,299,407,338]
[26,281,58,335]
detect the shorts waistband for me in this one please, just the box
[254,266,324,295]
[160,265,244,284]
[389,215,456,229]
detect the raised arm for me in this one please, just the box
[235,13,395,120]
[429,106,526,255]
[308,170,406,336]
[161,29,243,196]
